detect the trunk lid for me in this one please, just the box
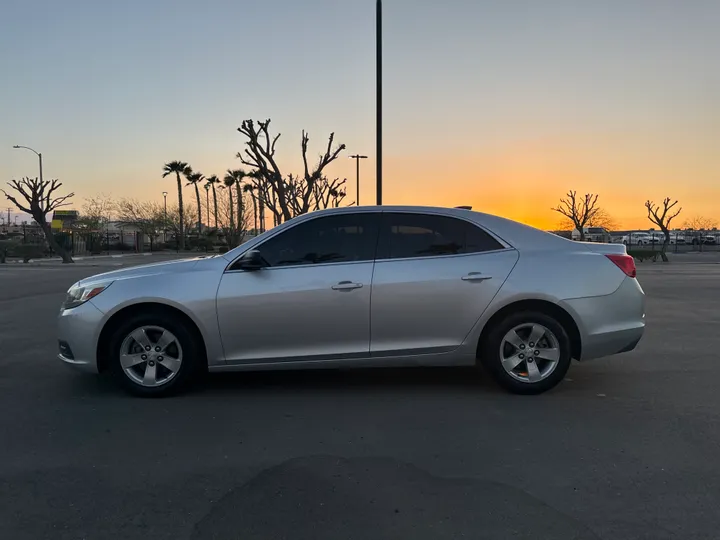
[581,242,628,255]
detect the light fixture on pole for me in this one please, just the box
[12,145,43,183]
[376,0,383,205]
[349,155,368,206]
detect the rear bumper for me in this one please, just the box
[561,277,645,361]
[57,301,104,374]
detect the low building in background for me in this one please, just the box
[50,210,80,231]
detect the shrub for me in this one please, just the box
[186,236,215,252]
[110,242,134,252]
[628,249,660,262]
[0,240,17,263]
[12,243,46,263]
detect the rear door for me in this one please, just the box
[370,212,519,357]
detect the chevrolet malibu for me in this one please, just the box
[58,206,645,397]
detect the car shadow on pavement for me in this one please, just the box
[59,366,509,398]
[60,364,603,399]
[201,367,500,395]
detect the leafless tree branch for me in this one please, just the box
[2,177,75,262]
[645,197,682,261]
[551,191,600,241]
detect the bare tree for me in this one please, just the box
[165,203,197,245]
[216,187,251,248]
[557,207,618,234]
[236,119,348,224]
[552,191,599,241]
[115,198,165,250]
[76,194,115,231]
[646,198,682,262]
[682,215,717,232]
[2,177,74,263]
[587,208,618,231]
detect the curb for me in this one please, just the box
[5,252,157,264]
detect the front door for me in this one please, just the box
[370,212,519,356]
[216,212,380,364]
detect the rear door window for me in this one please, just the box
[377,213,504,260]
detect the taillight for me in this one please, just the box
[605,254,636,278]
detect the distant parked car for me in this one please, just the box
[621,232,651,245]
[58,206,646,397]
[688,234,717,246]
[648,232,681,245]
[572,227,610,242]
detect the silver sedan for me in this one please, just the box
[57,206,645,397]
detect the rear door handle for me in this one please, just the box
[461,272,492,282]
[332,281,364,291]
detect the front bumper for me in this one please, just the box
[57,301,105,374]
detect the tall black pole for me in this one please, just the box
[349,154,368,206]
[376,0,382,205]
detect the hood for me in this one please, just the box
[77,256,211,286]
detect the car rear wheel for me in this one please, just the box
[108,312,203,397]
[480,311,572,395]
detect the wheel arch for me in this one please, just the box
[96,302,208,373]
[477,299,582,360]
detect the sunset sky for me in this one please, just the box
[2,0,719,229]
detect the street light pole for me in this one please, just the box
[162,191,168,242]
[376,0,383,205]
[349,155,368,206]
[12,145,43,183]
[204,184,210,232]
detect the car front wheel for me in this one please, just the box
[108,312,203,397]
[480,311,572,395]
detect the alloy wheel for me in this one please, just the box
[119,325,183,387]
[499,323,561,383]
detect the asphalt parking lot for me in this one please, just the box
[0,256,719,540]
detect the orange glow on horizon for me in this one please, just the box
[379,137,720,231]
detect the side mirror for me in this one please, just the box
[236,249,265,271]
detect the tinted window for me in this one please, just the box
[256,213,379,267]
[378,213,503,260]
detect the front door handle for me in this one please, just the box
[332,281,364,291]
[461,272,492,282]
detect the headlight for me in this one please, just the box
[62,282,112,310]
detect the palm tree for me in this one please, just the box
[205,175,220,228]
[222,172,236,232]
[247,169,266,232]
[226,169,247,233]
[184,168,204,233]
[243,182,258,234]
[162,160,190,249]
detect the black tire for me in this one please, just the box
[108,311,204,397]
[479,311,572,395]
